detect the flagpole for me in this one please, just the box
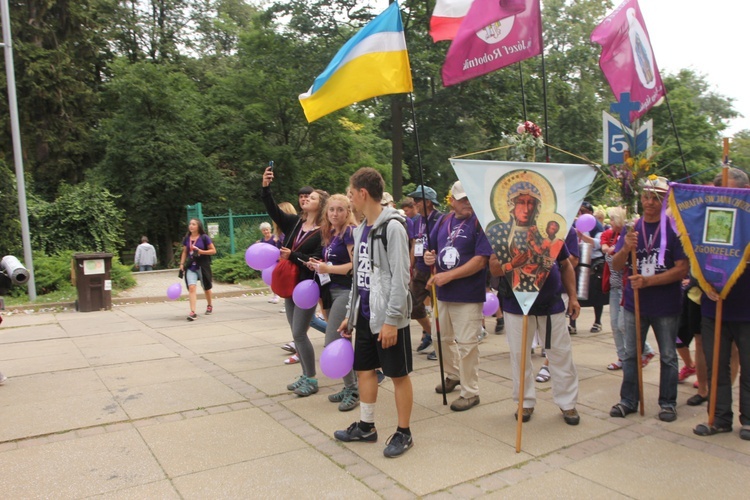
[409,92,448,405]
[663,92,690,183]
[518,62,527,122]
[515,314,529,453]
[540,36,550,162]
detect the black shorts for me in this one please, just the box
[410,268,431,319]
[677,296,702,348]
[353,313,413,378]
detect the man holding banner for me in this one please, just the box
[487,177,582,425]
[669,168,750,439]
[610,177,688,421]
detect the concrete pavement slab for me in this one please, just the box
[171,448,381,499]
[0,390,126,442]
[2,283,749,498]
[113,376,243,420]
[0,323,68,343]
[564,434,750,497]
[90,480,181,500]
[0,429,164,498]
[1,338,89,376]
[485,468,629,498]
[138,408,307,477]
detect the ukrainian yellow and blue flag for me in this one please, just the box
[298,2,413,123]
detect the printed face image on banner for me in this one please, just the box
[485,170,566,293]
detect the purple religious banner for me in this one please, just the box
[669,183,750,299]
[591,0,664,123]
[451,159,597,314]
[442,0,541,87]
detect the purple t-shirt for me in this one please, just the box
[429,213,492,303]
[701,264,750,322]
[411,210,442,273]
[324,226,355,290]
[356,225,372,319]
[501,244,570,316]
[565,227,580,259]
[615,219,686,316]
[182,234,213,272]
[259,235,280,248]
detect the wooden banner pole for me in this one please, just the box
[515,315,529,453]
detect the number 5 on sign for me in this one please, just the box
[602,111,653,165]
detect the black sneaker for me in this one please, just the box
[187,312,197,321]
[334,422,378,443]
[205,305,213,315]
[426,351,437,361]
[416,334,432,353]
[383,431,413,458]
[494,318,505,334]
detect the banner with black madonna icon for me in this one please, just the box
[451,159,598,314]
[668,183,750,299]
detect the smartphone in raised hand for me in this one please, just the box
[268,160,274,171]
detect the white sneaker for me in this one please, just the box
[268,296,279,304]
[0,372,7,385]
[279,307,286,313]
[478,327,488,342]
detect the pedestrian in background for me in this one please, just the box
[134,236,157,272]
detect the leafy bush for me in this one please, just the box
[7,251,136,299]
[211,252,259,283]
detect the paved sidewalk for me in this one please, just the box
[0,276,748,498]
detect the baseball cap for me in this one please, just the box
[451,181,467,200]
[381,192,394,206]
[407,186,438,203]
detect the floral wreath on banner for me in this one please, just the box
[500,121,545,162]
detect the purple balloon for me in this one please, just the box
[482,292,499,316]
[166,283,182,300]
[261,264,275,286]
[576,213,596,233]
[292,279,320,309]
[320,338,355,379]
[245,243,280,271]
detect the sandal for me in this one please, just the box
[693,422,732,436]
[284,354,300,365]
[535,366,551,383]
[281,342,296,353]
[590,323,602,333]
[609,403,636,418]
[607,360,622,370]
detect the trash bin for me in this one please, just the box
[72,253,113,312]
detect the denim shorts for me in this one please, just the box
[186,269,199,286]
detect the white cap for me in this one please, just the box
[451,181,467,200]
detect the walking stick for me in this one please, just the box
[708,299,723,426]
[515,314,529,453]
[631,246,645,415]
[709,144,730,425]
[430,279,448,405]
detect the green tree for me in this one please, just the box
[30,182,125,254]
[730,130,750,169]
[0,0,116,198]
[93,60,221,264]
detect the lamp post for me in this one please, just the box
[1,0,36,300]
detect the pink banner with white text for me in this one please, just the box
[591,0,665,122]
[442,0,541,87]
